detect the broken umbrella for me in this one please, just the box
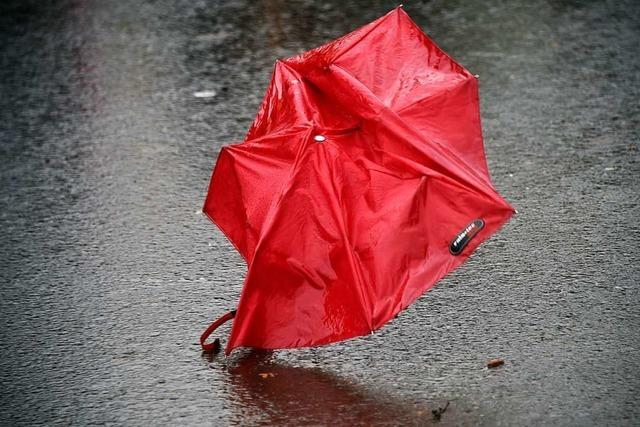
[200,7,514,354]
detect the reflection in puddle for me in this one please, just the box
[205,350,435,425]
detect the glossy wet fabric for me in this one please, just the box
[203,7,514,354]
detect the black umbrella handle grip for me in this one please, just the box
[200,310,236,353]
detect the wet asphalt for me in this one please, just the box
[1,0,639,425]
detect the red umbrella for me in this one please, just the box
[201,6,514,354]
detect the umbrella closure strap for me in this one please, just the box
[200,310,236,352]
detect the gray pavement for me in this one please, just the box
[1,0,639,425]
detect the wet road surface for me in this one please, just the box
[1,0,639,425]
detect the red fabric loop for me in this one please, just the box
[200,310,236,352]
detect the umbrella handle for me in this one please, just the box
[200,310,236,353]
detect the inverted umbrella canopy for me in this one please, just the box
[201,6,514,354]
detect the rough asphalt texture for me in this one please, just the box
[1,0,639,425]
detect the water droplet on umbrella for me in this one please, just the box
[314,135,326,142]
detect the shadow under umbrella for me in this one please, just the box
[206,349,437,426]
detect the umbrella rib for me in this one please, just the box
[321,148,375,332]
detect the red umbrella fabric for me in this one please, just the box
[201,6,514,354]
